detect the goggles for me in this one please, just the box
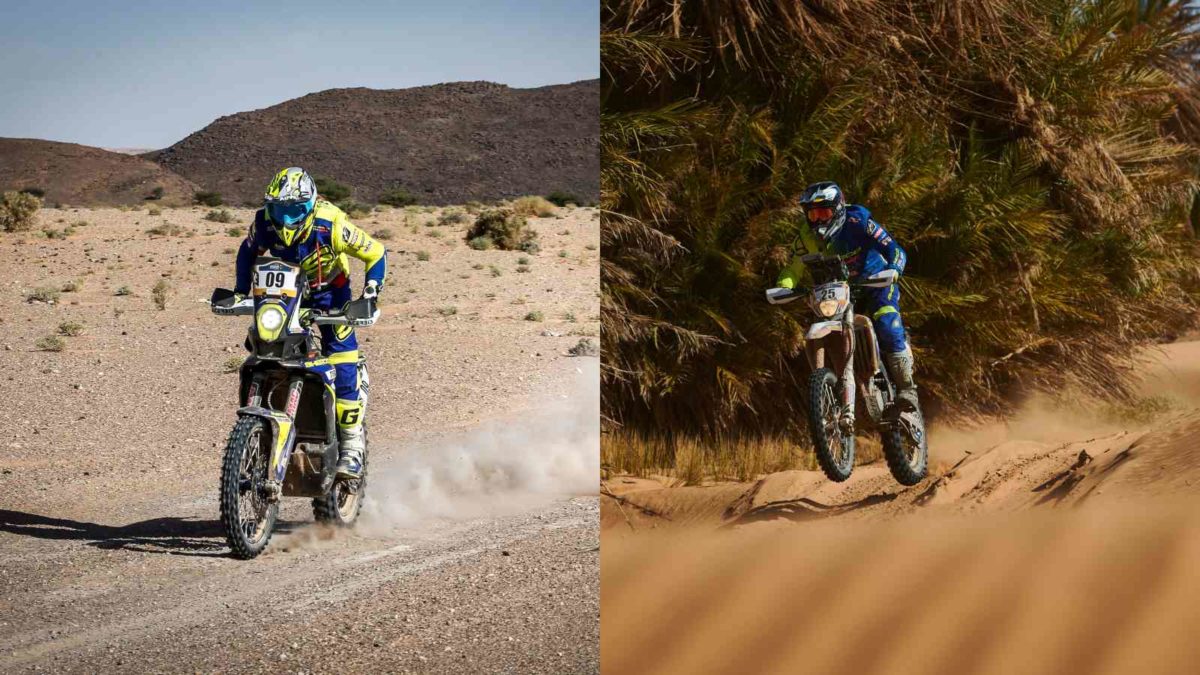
[806,206,834,224]
[267,201,311,227]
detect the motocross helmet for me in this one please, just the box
[800,181,847,241]
[263,167,317,246]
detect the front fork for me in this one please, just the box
[805,314,857,431]
[245,374,304,501]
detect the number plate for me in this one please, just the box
[253,262,299,297]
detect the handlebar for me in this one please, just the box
[209,289,379,327]
[765,270,899,305]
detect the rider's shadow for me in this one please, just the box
[0,509,299,558]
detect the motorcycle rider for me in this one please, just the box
[774,181,919,412]
[233,167,386,478]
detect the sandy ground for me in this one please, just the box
[0,203,600,673]
[601,340,1200,675]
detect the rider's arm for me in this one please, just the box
[776,224,822,288]
[854,208,906,273]
[331,214,387,290]
[234,217,270,294]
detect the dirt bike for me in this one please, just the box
[767,253,928,485]
[210,257,379,559]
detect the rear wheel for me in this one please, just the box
[808,368,855,482]
[313,426,368,526]
[219,417,278,559]
[882,407,928,486]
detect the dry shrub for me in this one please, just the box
[465,209,540,253]
[151,280,171,310]
[1,191,41,232]
[602,432,814,483]
[511,196,556,218]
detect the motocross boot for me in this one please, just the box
[885,346,919,413]
[336,425,365,479]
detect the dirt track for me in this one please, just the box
[0,204,600,673]
[601,341,1200,675]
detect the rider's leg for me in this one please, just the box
[868,286,919,412]
[316,286,366,478]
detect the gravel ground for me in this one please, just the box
[0,203,599,673]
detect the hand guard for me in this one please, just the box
[363,280,380,300]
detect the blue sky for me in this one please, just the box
[0,0,598,149]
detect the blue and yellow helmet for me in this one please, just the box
[264,167,317,246]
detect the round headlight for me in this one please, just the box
[259,306,285,331]
[818,299,840,318]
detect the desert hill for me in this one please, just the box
[0,137,198,206]
[149,79,599,205]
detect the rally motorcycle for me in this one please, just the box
[767,253,927,486]
[211,257,378,559]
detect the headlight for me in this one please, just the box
[259,306,285,331]
[818,299,840,318]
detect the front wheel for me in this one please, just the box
[219,417,278,559]
[808,368,855,482]
[313,426,368,526]
[882,408,928,486]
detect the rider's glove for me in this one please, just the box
[363,280,380,300]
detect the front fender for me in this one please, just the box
[806,321,843,341]
[237,406,296,482]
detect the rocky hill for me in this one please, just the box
[0,138,198,206]
[149,80,599,205]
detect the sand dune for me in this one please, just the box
[601,340,1200,674]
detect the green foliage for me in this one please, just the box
[147,186,165,200]
[524,310,544,322]
[1,191,41,232]
[378,188,419,207]
[546,190,582,207]
[25,287,60,303]
[465,209,540,253]
[194,191,223,207]
[204,209,235,223]
[601,0,1200,437]
[57,321,84,337]
[35,335,65,352]
[314,177,351,202]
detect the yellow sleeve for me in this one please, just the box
[776,224,821,288]
[331,212,387,286]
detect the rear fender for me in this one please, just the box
[236,405,296,482]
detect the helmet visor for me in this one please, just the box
[267,201,311,227]
[806,206,834,225]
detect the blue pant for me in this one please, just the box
[304,284,362,427]
[862,285,908,353]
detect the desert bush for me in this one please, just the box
[601,0,1200,437]
[438,210,468,226]
[568,337,597,357]
[374,228,395,240]
[378,188,419,207]
[546,190,581,207]
[194,191,223,207]
[204,209,234,223]
[114,286,133,297]
[511,196,556,218]
[147,186,165,200]
[468,235,494,250]
[25,287,60,303]
[465,209,540,253]
[57,321,84,337]
[489,265,502,277]
[147,207,162,216]
[223,356,244,373]
[35,335,65,352]
[145,223,191,237]
[524,310,544,322]
[416,250,430,261]
[436,306,458,316]
[314,177,351,202]
[151,280,171,310]
[18,187,45,198]
[43,228,68,239]
[1,191,41,232]
[62,279,82,292]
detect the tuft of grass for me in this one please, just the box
[145,223,191,237]
[516,265,531,273]
[147,186,165,201]
[489,265,502,277]
[546,190,581,207]
[511,196,556,218]
[374,228,395,241]
[25,287,60,303]
[1,191,41,232]
[436,306,458,316]
[194,191,222,207]
[438,210,468,226]
[62,279,82,293]
[223,356,244,373]
[465,209,539,253]
[114,286,133,297]
[517,256,531,265]
[57,321,84,337]
[524,310,544,322]
[468,235,494,250]
[151,280,171,310]
[35,335,65,352]
[377,187,418,207]
[602,433,809,483]
[147,207,162,216]
[416,250,430,261]
[204,209,235,223]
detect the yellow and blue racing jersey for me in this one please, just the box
[234,200,386,294]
